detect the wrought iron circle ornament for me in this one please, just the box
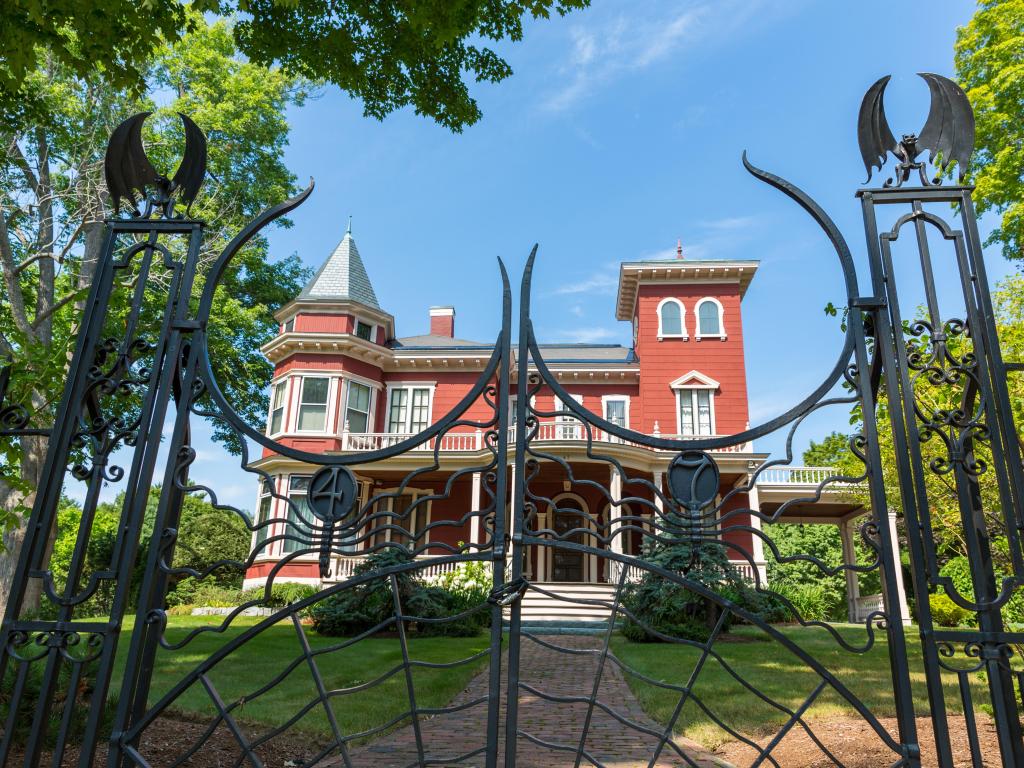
[104,111,208,218]
[858,73,975,187]
[667,450,720,511]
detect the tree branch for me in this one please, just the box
[30,289,83,330]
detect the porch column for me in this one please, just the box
[470,471,482,549]
[652,469,665,515]
[885,511,912,626]
[609,467,623,558]
[744,476,767,584]
[839,516,861,623]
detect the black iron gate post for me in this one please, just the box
[860,184,1024,768]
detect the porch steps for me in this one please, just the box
[505,582,619,628]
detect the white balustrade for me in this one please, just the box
[328,554,463,583]
[339,424,753,454]
[756,466,860,486]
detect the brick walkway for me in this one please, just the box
[337,634,730,768]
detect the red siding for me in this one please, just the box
[634,283,750,435]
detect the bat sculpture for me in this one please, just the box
[858,73,975,187]
[104,112,207,218]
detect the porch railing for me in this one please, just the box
[756,466,862,486]
[340,426,752,453]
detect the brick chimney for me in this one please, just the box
[429,306,455,338]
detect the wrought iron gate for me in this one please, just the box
[1,75,1023,767]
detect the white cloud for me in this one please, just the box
[540,1,775,113]
[553,272,618,295]
[552,327,621,343]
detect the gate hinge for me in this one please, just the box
[850,296,887,310]
[488,576,528,607]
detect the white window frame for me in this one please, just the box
[353,318,376,343]
[385,382,436,434]
[282,474,313,556]
[294,375,336,434]
[556,393,584,440]
[656,297,688,340]
[670,371,720,437]
[341,378,375,434]
[252,476,277,554]
[267,379,288,437]
[694,297,727,340]
[601,395,630,443]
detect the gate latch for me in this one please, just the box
[488,576,528,607]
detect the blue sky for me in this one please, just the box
[86,0,1022,514]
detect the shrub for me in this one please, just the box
[239,581,319,608]
[771,581,839,623]
[166,579,241,608]
[930,593,973,627]
[621,540,746,643]
[310,550,486,637]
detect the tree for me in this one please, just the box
[3,1,591,134]
[0,16,309,613]
[955,0,1024,259]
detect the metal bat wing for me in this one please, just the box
[171,112,208,210]
[857,75,898,183]
[104,112,162,215]
[916,72,975,182]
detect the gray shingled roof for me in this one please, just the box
[298,232,380,308]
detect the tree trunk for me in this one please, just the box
[0,434,48,617]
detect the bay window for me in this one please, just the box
[283,475,313,554]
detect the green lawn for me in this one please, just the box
[111,615,492,742]
[611,623,990,749]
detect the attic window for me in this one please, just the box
[355,320,373,341]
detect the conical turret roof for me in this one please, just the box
[297,228,380,309]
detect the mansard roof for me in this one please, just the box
[297,231,380,309]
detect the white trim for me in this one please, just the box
[694,297,727,341]
[656,297,688,340]
[669,370,720,390]
[601,394,630,429]
[266,379,289,438]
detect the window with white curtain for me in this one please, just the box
[254,478,274,549]
[297,377,330,431]
[678,389,714,435]
[282,475,312,554]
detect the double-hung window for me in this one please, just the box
[387,386,432,434]
[297,377,330,432]
[657,298,686,338]
[679,390,714,436]
[556,394,583,440]
[269,381,287,434]
[344,380,372,433]
[283,475,313,554]
[603,396,628,443]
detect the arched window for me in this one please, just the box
[657,298,686,339]
[696,298,725,338]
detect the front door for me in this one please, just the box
[551,501,586,581]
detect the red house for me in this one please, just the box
[245,227,908,624]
